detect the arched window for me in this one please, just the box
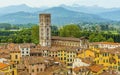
[40,68,42,71]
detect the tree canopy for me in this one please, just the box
[59,24,81,38]
[0,23,120,44]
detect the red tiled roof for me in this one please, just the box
[89,65,104,73]
[0,62,9,70]
[52,36,80,42]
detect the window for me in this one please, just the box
[46,18,49,23]
[47,23,49,25]
[73,55,75,57]
[22,51,24,54]
[12,71,14,75]
[105,53,107,56]
[15,55,18,59]
[26,51,28,54]
[67,55,69,57]
[10,55,11,59]
[67,59,69,62]
[103,59,105,63]
[26,48,28,50]
[97,54,99,57]
[64,57,66,60]
[10,65,12,69]
[41,28,43,31]
[32,69,34,72]
[32,64,34,66]
[47,33,49,35]
[106,59,108,63]
[95,61,96,64]
[47,28,49,31]
[37,68,39,72]
[13,64,16,68]
[98,60,99,63]
[47,37,49,40]
[40,68,42,71]
[67,63,72,66]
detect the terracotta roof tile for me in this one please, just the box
[52,36,80,42]
[18,70,29,75]
[0,62,9,70]
[73,66,89,73]
[89,65,104,73]
[91,42,120,45]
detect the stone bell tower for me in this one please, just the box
[39,14,51,47]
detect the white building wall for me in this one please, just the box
[19,46,30,57]
[72,58,89,68]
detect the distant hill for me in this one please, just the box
[98,10,120,21]
[0,4,46,15]
[0,7,111,25]
[0,11,38,24]
[0,4,120,25]
[40,7,111,25]
[0,4,119,15]
[60,4,119,14]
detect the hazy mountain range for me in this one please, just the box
[0,4,120,25]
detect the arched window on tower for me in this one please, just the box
[47,37,49,40]
[41,28,43,31]
[47,28,49,31]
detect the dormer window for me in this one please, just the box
[26,48,28,50]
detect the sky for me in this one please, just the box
[0,0,120,8]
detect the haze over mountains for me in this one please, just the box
[0,4,120,25]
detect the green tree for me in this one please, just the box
[93,38,99,42]
[107,38,114,42]
[31,25,39,44]
[59,24,81,38]
[51,26,59,36]
[89,33,106,42]
[89,33,95,42]
[8,38,13,43]
[96,33,106,42]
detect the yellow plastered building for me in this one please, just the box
[57,49,77,68]
[77,49,95,58]
[10,50,21,64]
[94,50,119,70]
[0,62,17,75]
